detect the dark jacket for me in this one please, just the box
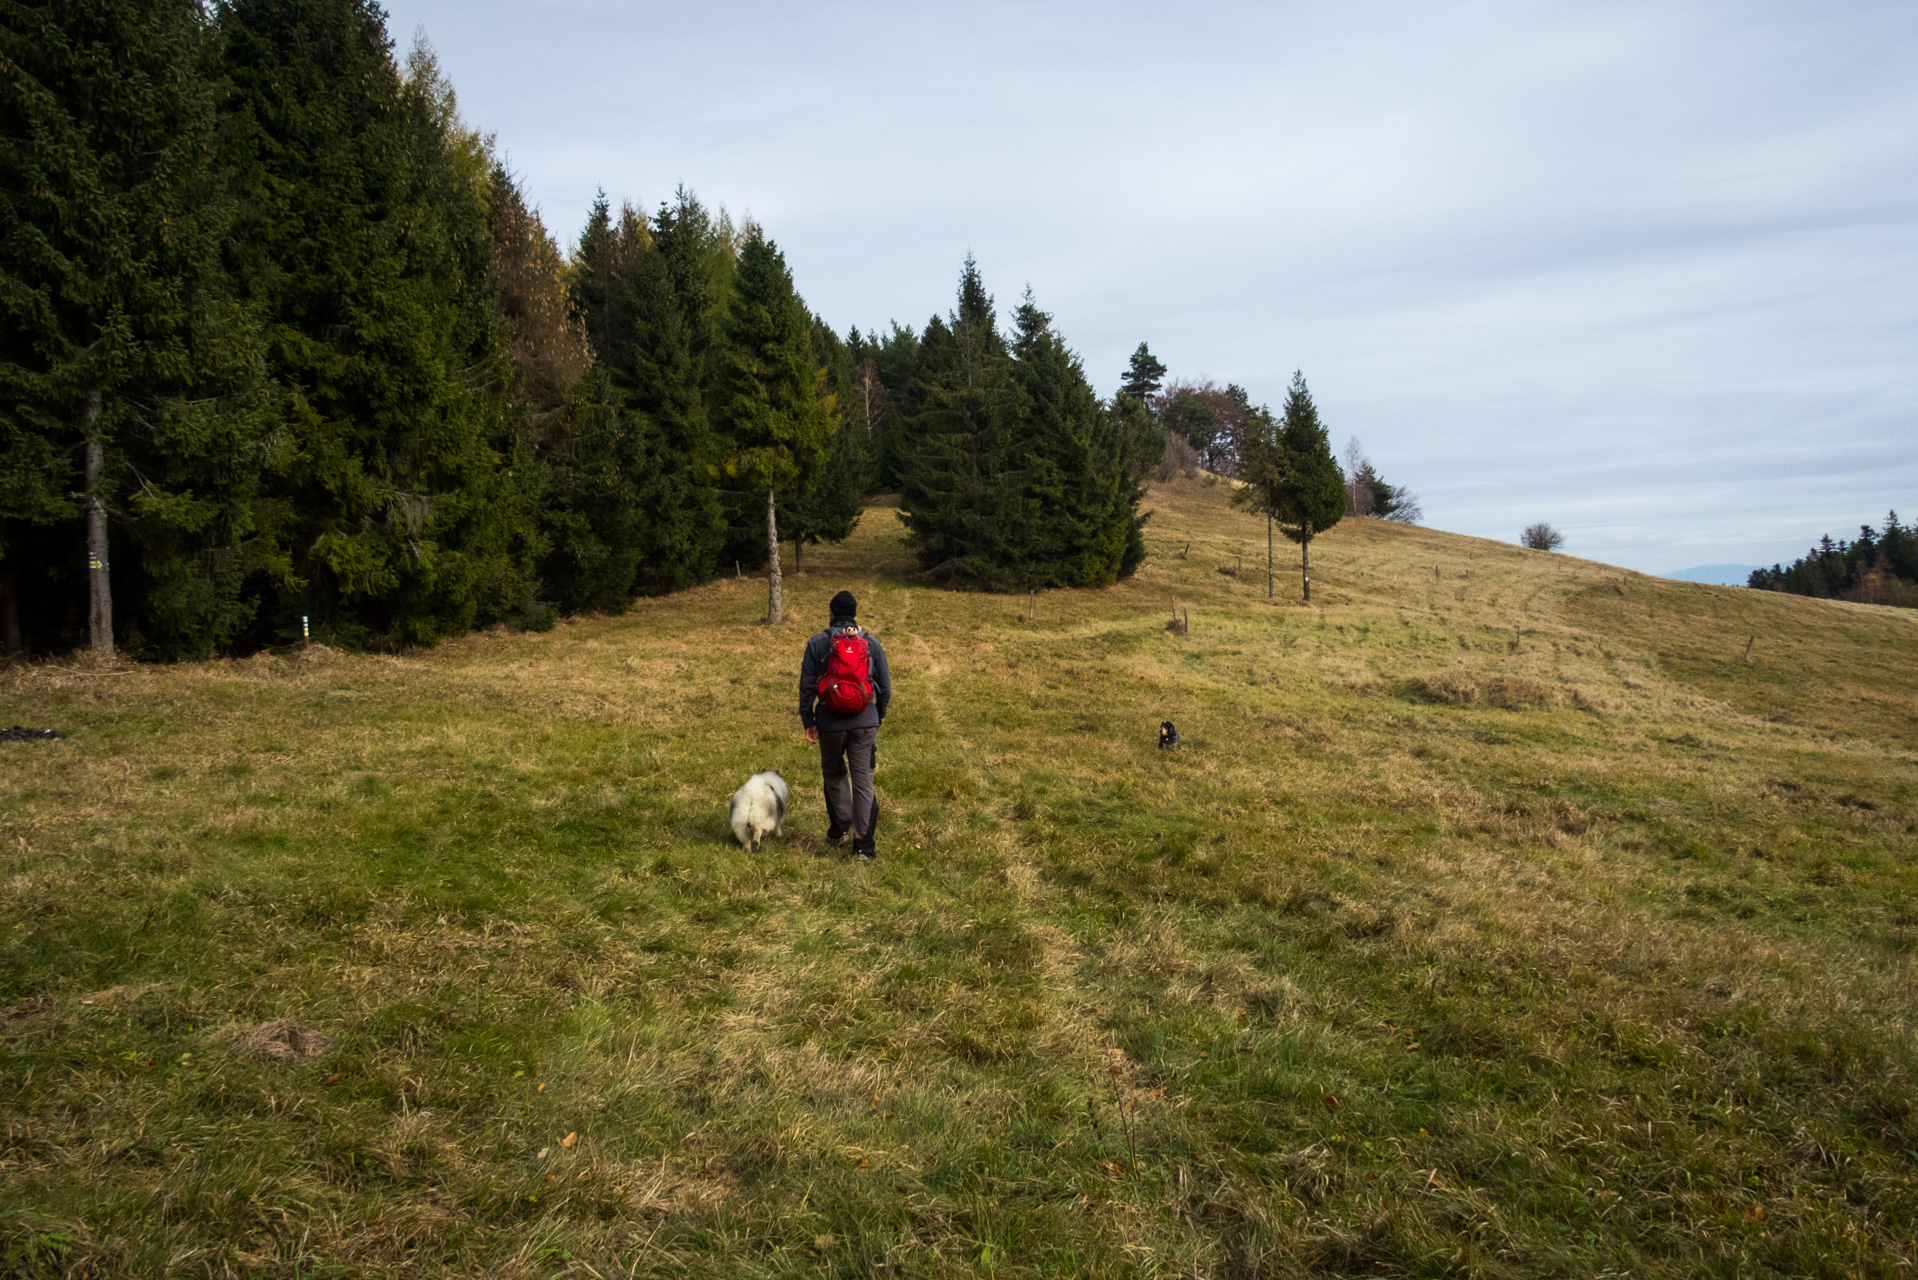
[799,617,892,732]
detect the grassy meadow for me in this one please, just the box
[3,477,1917,1278]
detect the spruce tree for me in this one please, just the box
[537,365,650,614]
[653,190,762,570]
[540,354,718,616]
[1235,372,1344,602]
[1007,292,1138,587]
[402,40,543,635]
[886,315,947,498]
[1883,512,1917,582]
[898,265,1021,587]
[863,321,919,490]
[571,192,637,374]
[619,237,726,594]
[901,266,1146,591]
[543,193,726,609]
[840,327,892,495]
[1,0,270,659]
[950,255,1000,389]
[220,3,531,650]
[652,187,733,390]
[712,227,831,624]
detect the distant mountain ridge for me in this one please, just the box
[1663,564,1759,586]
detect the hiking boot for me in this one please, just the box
[825,826,848,849]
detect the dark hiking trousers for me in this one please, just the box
[819,725,879,855]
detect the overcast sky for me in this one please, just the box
[383,0,1917,574]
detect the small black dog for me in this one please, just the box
[1158,720,1180,749]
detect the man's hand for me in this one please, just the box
[804,726,818,746]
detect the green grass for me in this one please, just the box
[3,481,1916,1277]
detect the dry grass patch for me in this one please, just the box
[226,1019,334,1063]
[1420,670,1482,704]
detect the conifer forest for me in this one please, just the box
[1747,513,1918,609]
[0,0,1254,660]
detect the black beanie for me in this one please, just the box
[829,590,857,620]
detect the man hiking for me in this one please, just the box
[799,590,891,861]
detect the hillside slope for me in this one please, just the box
[3,477,1915,1277]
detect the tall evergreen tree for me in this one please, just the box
[553,195,725,604]
[651,187,734,391]
[860,321,919,490]
[539,189,731,610]
[815,317,883,500]
[1234,371,1344,602]
[887,316,951,497]
[712,227,831,624]
[1008,292,1140,587]
[1,0,264,658]
[898,265,1022,587]
[841,326,892,495]
[948,253,1001,392]
[620,236,726,594]
[536,365,649,614]
[220,5,532,650]
[570,192,640,377]
[901,264,1145,590]
[651,190,760,569]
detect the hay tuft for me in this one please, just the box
[231,1020,333,1064]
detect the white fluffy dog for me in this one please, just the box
[729,770,788,851]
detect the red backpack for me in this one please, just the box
[817,628,874,716]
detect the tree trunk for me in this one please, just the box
[765,486,783,625]
[1266,516,1273,599]
[1301,535,1311,604]
[84,392,112,658]
[0,564,22,658]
